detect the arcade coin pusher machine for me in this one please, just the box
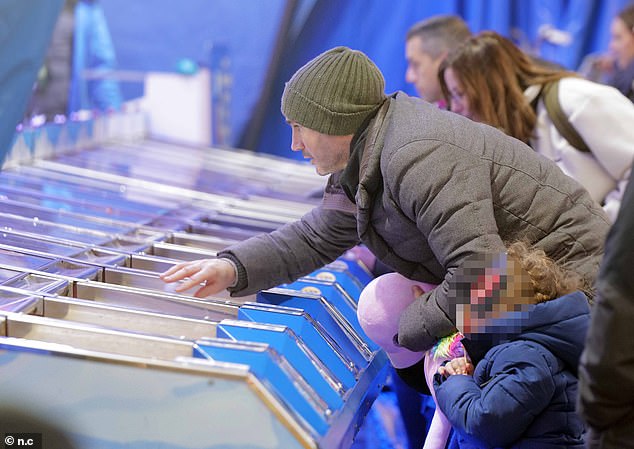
[0,113,390,449]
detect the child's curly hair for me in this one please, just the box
[506,241,588,303]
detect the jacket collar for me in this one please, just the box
[339,96,390,203]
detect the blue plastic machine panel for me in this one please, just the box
[237,303,357,388]
[216,319,344,410]
[270,278,378,351]
[194,338,331,437]
[332,257,374,287]
[256,289,371,372]
[194,256,385,443]
[306,257,373,302]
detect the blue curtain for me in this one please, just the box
[252,0,630,160]
[102,0,289,149]
[0,0,64,166]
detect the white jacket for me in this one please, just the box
[526,77,634,221]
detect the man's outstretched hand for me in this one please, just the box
[160,258,237,298]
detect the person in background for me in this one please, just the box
[605,3,634,102]
[404,15,562,108]
[405,15,472,106]
[25,0,122,121]
[161,46,607,365]
[581,3,634,103]
[578,162,634,448]
[434,243,589,448]
[439,31,634,221]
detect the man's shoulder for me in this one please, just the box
[383,92,478,144]
[389,91,438,114]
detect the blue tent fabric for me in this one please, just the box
[101,0,289,149]
[0,0,64,166]
[68,1,123,113]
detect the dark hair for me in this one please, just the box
[406,15,472,58]
[439,31,577,143]
[617,3,634,29]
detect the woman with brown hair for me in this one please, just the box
[438,31,634,222]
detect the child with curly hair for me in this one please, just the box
[435,241,589,448]
[357,241,589,448]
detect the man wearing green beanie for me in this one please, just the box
[162,46,609,356]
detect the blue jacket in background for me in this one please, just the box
[434,291,589,448]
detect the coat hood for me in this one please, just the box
[509,291,590,374]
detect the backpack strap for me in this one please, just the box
[541,80,591,153]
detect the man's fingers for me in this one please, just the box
[160,259,234,298]
[174,277,201,293]
[193,282,225,298]
[175,266,227,297]
[162,262,201,282]
[160,262,188,278]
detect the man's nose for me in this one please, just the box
[291,139,304,152]
[290,130,304,152]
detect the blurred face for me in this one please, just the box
[405,37,446,103]
[609,17,634,69]
[454,258,533,337]
[287,121,353,175]
[443,67,479,121]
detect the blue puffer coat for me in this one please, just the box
[434,291,589,448]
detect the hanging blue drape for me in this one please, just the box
[0,0,64,166]
[69,1,123,113]
[252,0,630,160]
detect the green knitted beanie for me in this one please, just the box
[281,46,387,135]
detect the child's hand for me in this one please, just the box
[438,356,474,377]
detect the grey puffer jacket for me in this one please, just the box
[221,92,609,352]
